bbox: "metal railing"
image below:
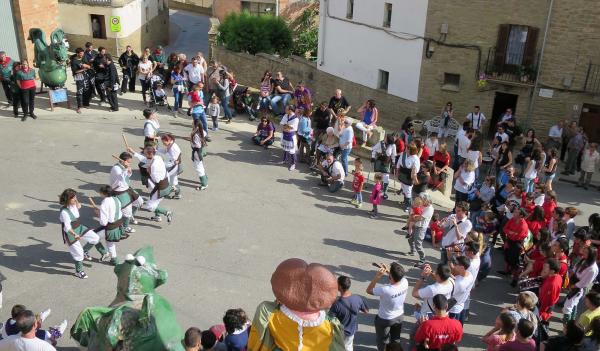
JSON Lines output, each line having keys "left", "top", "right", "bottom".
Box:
{"left": 584, "top": 63, "right": 600, "bottom": 94}
{"left": 484, "top": 46, "right": 537, "bottom": 85}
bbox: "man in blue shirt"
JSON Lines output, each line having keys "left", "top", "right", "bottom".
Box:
{"left": 329, "top": 276, "right": 369, "bottom": 351}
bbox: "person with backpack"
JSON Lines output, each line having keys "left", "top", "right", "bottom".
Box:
{"left": 367, "top": 263, "right": 408, "bottom": 351}
{"left": 329, "top": 276, "right": 369, "bottom": 351}
{"left": 371, "top": 134, "right": 397, "bottom": 200}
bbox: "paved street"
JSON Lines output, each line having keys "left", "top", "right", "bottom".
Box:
{"left": 0, "top": 10, "right": 597, "bottom": 351}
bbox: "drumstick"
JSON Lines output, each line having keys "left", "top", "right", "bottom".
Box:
{"left": 122, "top": 134, "right": 131, "bottom": 150}
{"left": 88, "top": 196, "right": 98, "bottom": 209}
{"left": 112, "top": 154, "right": 125, "bottom": 162}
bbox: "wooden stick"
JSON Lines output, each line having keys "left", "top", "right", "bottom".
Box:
{"left": 112, "top": 154, "right": 124, "bottom": 162}
{"left": 122, "top": 133, "right": 130, "bottom": 150}
{"left": 88, "top": 196, "right": 98, "bottom": 209}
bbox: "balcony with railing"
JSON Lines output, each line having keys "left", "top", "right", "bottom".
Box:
{"left": 584, "top": 63, "right": 600, "bottom": 94}
{"left": 484, "top": 46, "right": 538, "bottom": 86}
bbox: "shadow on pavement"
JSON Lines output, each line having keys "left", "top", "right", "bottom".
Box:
{"left": 0, "top": 237, "right": 74, "bottom": 276}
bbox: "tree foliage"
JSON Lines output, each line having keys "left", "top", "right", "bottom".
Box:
{"left": 218, "top": 12, "right": 293, "bottom": 56}
{"left": 290, "top": 6, "right": 319, "bottom": 59}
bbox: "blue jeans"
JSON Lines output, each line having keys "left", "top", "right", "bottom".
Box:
{"left": 221, "top": 95, "right": 232, "bottom": 119}
{"left": 270, "top": 93, "right": 292, "bottom": 114}
{"left": 449, "top": 311, "right": 465, "bottom": 325}
{"left": 340, "top": 148, "right": 351, "bottom": 175}
{"left": 328, "top": 181, "right": 343, "bottom": 193}
{"left": 172, "top": 88, "right": 183, "bottom": 110}
{"left": 192, "top": 112, "right": 209, "bottom": 135}
{"left": 353, "top": 192, "right": 363, "bottom": 203}
{"left": 524, "top": 177, "right": 535, "bottom": 193}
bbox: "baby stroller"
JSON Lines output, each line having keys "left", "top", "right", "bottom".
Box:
{"left": 149, "top": 74, "right": 172, "bottom": 111}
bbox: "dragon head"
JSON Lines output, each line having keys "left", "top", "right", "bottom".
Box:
{"left": 49, "top": 29, "right": 68, "bottom": 65}
{"left": 113, "top": 246, "right": 168, "bottom": 303}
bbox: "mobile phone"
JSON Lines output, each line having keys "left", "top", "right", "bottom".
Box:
{"left": 372, "top": 262, "right": 382, "bottom": 269}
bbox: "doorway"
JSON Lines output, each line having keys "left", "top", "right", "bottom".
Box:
{"left": 489, "top": 92, "right": 518, "bottom": 136}
{"left": 90, "top": 14, "right": 106, "bottom": 39}
{"left": 580, "top": 104, "right": 600, "bottom": 143}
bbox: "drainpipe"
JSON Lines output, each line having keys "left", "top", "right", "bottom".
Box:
{"left": 275, "top": 0, "right": 279, "bottom": 16}
{"left": 525, "top": 0, "right": 554, "bottom": 129}
{"left": 319, "top": 0, "right": 327, "bottom": 66}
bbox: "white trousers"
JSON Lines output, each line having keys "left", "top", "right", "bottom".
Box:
{"left": 401, "top": 183, "right": 413, "bottom": 199}
{"left": 194, "top": 160, "right": 206, "bottom": 177}
{"left": 383, "top": 173, "right": 390, "bottom": 184}
{"left": 144, "top": 178, "right": 168, "bottom": 212}
{"left": 355, "top": 122, "right": 373, "bottom": 142}
{"left": 167, "top": 164, "right": 179, "bottom": 187}
{"left": 562, "top": 289, "right": 584, "bottom": 316}
{"left": 97, "top": 230, "right": 117, "bottom": 258}
{"left": 68, "top": 231, "right": 100, "bottom": 262}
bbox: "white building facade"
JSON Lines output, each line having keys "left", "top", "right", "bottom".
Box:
{"left": 317, "top": 0, "right": 428, "bottom": 102}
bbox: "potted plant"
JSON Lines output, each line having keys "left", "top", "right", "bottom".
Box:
{"left": 517, "top": 65, "right": 528, "bottom": 82}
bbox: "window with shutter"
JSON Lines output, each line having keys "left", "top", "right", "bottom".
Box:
{"left": 522, "top": 27, "right": 539, "bottom": 68}
{"left": 493, "top": 24, "right": 510, "bottom": 71}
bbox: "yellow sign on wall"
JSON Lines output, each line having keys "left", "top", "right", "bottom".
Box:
{"left": 110, "top": 16, "right": 121, "bottom": 32}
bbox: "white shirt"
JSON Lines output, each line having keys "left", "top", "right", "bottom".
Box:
{"left": 548, "top": 125, "right": 563, "bottom": 139}
{"left": 99, "top": 197, "right": 122, "bottom": 226}
{"left": 144, "top": 119, "right": 160, "bottom": 138}
{"left": 454, "top": 170, "right": 475, "bottom": 193}
{"left": 581, "top": 149, "right": 600, "bottom": 173}
{"left": 495, "top": 132, "right": 509, "bottom": 144}
{"left": 415, "top": 205, "right": 434, "bottom": 228}
{"left": 373, "top": 278, "right": 409, "bottom": 319}
{"left": 448, "top": 273, "right": 475, "bottom": 314}
{"left": 418, "top": 280, "right": 455, "bottom": 314}
{"left": 425, "top": 137, "right": 439, "bottom": 153}
{"left": 574, "top": 262, "right": 599, "bottom": 289}
{"left": 158, "top": 143, "right": 182, "bottom": 168}
{"left": 467, "top": 112, "right": 486, "bottom": 131}
{"left": 0, "top": 335, "right": 56, "bottom": 351}
{"left": 457, "top": 134, "right": 471, "bottom": 158}
{"left": 524, "top": 160, "right": 537, "bottom": 180}
{"left": 395, "top": 153, "right": 421, "bottom": 174}
{"left": 467, "top": 254, "right": 481, "bottom": 280}
{"left": 322, "top": 160, "right": 345, "bottom": 182}
{"left": 441, "top": 215, "right": 472, "bottom": 247}
{"left": 371, "top": 142, "right": 397, "bottom": 160}
{"left": 134, "top": 153, "right": 167, "bottom": 183}
{"left": 59, "top": 205, "right": 79, "bottom": 233}
{"left": 138, "top": 61, "right": 153, "bottom": 79}
{"left": 184, "top": 63, "right": 204, "bottom": 84}
{"left": 280, "top": 114, "right": 299, "bottom": 133}
{"left": 110, "top": 164, "right": 131, "bottom": 191}
{"left": 501, "top": 113, "right": 513, "bottom": 122}
{"left": 466, "top": 150, "right": 480, "bottom": 169}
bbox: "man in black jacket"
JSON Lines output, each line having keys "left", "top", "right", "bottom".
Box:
{"left": 311, "top": 101, "right": 333, "bottom": 156}
{"left": 118, "top": 45, "right": 139, "bottom": 94}
{"left": 93, "top": 47, "right": 108, "bottom": 103}
{"left": 104, "top": 55, "right": 120, "bottom": 112}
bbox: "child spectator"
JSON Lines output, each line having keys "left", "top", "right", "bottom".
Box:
{"left": 222, "top": 308, "right": 250, "bottom": 351}
{"left": 207, "top": 96, "right": 221, "bottom": 131}
{"left": 404, "top": 196, "right": 424, "bottom": 238}
{"left": 428, "top": 213, "right": 443, "bottom": 249}
{"left": 240, "top": 90, "right": 256, "bottom": 121}
{"left": 351, "top": 158, "right": 365, "bottom": 209}
{"left": 370, "top": 173, "right": 383, "bottom": 219}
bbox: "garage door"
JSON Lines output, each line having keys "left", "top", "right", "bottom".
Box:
{"left": 0, "top": 0, "right": 21, "bottom": 60}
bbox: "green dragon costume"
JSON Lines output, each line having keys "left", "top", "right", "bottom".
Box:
{"left": 70, "top": 246, "right": 185, "bottom": 351}
{"left": 27, "top": 28, "right": 68, "bottom": 88}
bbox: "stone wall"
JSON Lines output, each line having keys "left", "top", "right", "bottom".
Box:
{"left": 418, "top": 0, "right": 600, "bottom": 135}
{"left": 170, "top": 0, "right": 212, "bottom": 15}
{"left": 12, "top": 0, "right": 61, "bottom": 62}
{"left": 214, "top": 45, "right": 418, "bottom": 131}
{"left": 65, "top": 10, "right": 170, "bottom": 56}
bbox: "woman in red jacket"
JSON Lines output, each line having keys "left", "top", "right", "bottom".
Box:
{"left": 539, "top": 258, "right": 563, "bottom": 322}
{"left": 501, "top": 207, "right": 530, "bottom": 286}
{"left": 542, "top": 191, "right": 557, "bottom": 227}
